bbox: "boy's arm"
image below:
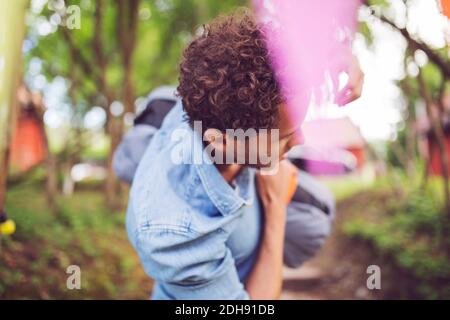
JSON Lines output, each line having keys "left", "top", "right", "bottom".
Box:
{"left": 245, "top": 160, "right": 295, "bottom": 299}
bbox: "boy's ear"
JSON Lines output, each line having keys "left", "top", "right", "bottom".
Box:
{"left": 204, "top": 128, "right": 226, "bottom": 150}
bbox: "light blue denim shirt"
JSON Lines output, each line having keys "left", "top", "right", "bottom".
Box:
{"left": 126, "top": 100, "right": 262, "bottom": 299}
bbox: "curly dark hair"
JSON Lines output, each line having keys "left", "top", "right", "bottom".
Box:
{"left": 177, "top": 9, "right": 284, "bottom": 132}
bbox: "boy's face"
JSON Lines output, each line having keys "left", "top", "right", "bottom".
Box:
{"left": 276, "top": 104, "right": 304, "bottom": 158}
{"left": 205, "top": 104, "right": 304, "bottom": 170}
{"left": 245, "top": 103, "right": 304, "bottom": 169}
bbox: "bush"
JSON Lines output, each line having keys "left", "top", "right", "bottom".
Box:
{"left": 1, "top": 183, "right": 151, "bottom": 299}
{"left": 342, "top": 186, "right": 450, "bottom": 299}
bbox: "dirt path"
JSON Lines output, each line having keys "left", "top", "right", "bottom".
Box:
{"left": 280, "top": 191, "right": 389, "bottom": 300}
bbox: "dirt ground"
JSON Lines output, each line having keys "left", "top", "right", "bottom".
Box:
{"left": 280, "top": 191, "right": 394, "bottom": 300}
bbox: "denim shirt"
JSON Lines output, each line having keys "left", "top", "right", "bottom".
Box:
{"left": 126, "top": 100, "right": 262, "bottom": 299}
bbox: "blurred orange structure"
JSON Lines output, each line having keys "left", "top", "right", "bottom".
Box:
{"left": 9, "top": 86, "right": 46, "bottom": 172}
{"left": 427, "top": 131, "right": 450, "bottom": 176}
{"left": 416, "top": 93, "right": 450, "bottom": 177}
{"left": 441, "top": 0, "right": 450, "bottom": 19}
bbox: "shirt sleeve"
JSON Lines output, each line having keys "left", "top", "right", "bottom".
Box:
{"left": 136, "top": 227, "right": 250, "bottom": 300}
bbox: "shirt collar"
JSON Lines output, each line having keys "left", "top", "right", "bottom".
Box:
{"left": 187, "top": 124, "right": 254, "bottom": 216}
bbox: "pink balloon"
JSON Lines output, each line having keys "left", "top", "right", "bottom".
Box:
{"left": 253, "top": 0, "right": 360, "bottom": 128}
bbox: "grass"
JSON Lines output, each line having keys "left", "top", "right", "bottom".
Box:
{"left": 0, "top": 181, "right": 152, "bottom": 299}
{"left": 320, "top": 173, "right": 388, "bottom": 201}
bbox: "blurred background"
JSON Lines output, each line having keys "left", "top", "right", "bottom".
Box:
{"left": 1, "top": 0, "right": 450, "bottom": 299}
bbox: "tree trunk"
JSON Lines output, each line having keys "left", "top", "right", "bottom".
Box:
{"left": 105, "top": 112, "right": 122, "bottom": 210}
{"left": 62, "top": 157, "right": 75, "bottom": 196}
{"left": 399, "top": 81, "right": 418, "bottom": 179}
{"left": 117, "top": 0, "right": 139, "bottom": 114}
{"left": 104, "top": 0, "right": 140, "bottom": 211}
{"left": 418, "top": 70, "right": 450, "bottom": 217}
{"left": 41, "top": 121, "right": 59, "bottom": 212}
{"left": 0, "top": 0, "right": 27, "bottom": 219}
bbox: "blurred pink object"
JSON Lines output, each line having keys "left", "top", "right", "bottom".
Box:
{"left": 253, "top": 0, "right": 361, "bottom": 128}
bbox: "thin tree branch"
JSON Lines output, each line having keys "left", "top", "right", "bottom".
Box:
{"left": 364, "top": 0, "right": 450, "bottom": 78}
{"left": 61, "top": 28, "right": 101, "bottom": 82}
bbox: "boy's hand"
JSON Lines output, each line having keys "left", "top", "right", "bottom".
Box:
{"left": 256, "top": 160, "right": 297, "bottom": 210}
{"left": 335, "top": 54, "right": 364, "bottom": 106}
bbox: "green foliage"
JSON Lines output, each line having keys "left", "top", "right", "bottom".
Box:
{"left": 26, "top": 0, "right": 248, "bottom": 111}
{"left": 386, "top": 129, "right": 407, "bottom": 169}
{"left": 343, "top": 184, "right": 450, "bottom": 299}
{"left": 366, "top": 0, "right": 389, "bottom": 8}
{"left": 421, "top": 62, "right": 445, "bottom": 100}
{"left": 0, "top": 183, "right": 151, "bottom": 299}
{"left": 132, "top": 0, "right": 247, "bottom": 95}
{"left": 358, "top": 21, "right": 374, "bottom": 47}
